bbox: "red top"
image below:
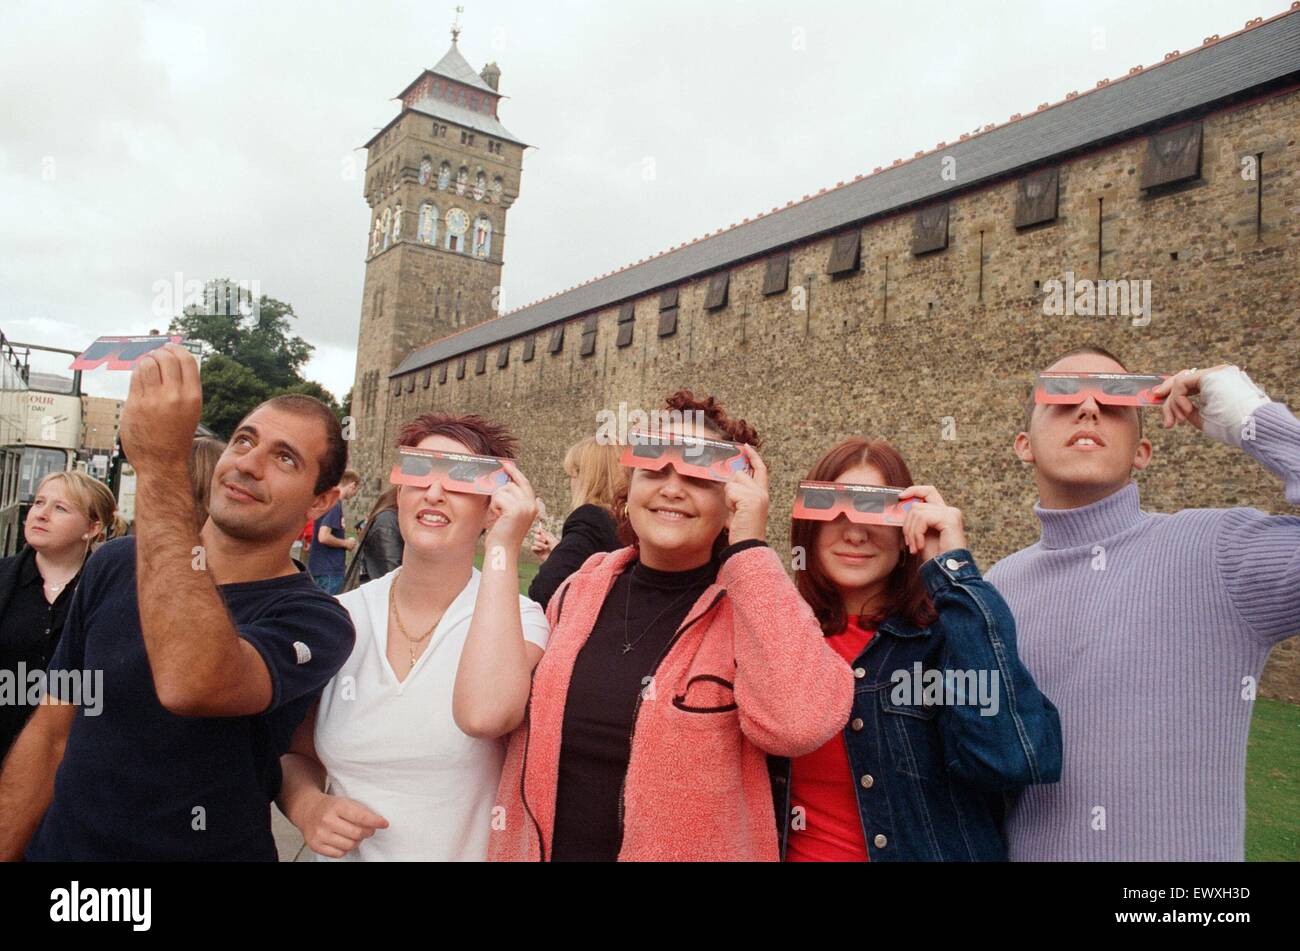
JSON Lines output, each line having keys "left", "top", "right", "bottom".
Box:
{"left": 786, "top": 616, "right": 876, "bottom": 863}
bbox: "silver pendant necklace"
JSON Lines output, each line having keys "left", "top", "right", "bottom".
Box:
{"left": 620, "top": 565, "right": 699, "bottom": 654}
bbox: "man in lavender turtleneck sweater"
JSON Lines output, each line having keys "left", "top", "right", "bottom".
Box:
{"left": 986, "top": 347, "right": 1299, "bottom": 861}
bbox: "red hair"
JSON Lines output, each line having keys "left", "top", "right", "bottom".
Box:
{"left": 791, "top": 438, "right": 937, "bottom": 634}
{"left": 396, "top": 412, "right": 518, "bottom": 459}
{"left": 612, "top": 390, "right": 761, "bottom": 557}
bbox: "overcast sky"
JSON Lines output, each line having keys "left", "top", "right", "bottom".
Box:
{"left": 0, "top": 0, "right": 1281, "bottom": 399}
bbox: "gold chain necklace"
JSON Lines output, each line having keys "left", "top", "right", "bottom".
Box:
{"left": 388, "top": 575, "right": 441, "bottom": 674}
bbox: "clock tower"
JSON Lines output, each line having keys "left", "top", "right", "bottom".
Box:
{"left": 348, "top": 25, "right": 526, "bottom": 504}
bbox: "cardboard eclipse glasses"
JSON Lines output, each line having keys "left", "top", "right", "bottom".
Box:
{"left": 1034, "top": 372, "right": 1169, "bottom": 407}
{"left": 619, "top": 429, "right": 751, "bottom": 483}
{"left": 389, "top": 447, "right": 510, "bottom": 494}
{"left": 793, "top": 481, "right": 917, "bottom": 526}
{"left": 70, "top": 335, "right": 187, "bottom": 371}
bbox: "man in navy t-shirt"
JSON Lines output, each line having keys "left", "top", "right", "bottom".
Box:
{"left": 0, "top": 344, "right": 355, "bottom": 861}
{"left": 307, "top": 470, "right": 359, "bottom": 594}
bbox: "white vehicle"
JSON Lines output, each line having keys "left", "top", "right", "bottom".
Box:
{"left": 0, "top": 337, "right": 85, "bottom": 553}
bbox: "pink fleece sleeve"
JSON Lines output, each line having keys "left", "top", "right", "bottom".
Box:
{"left": 718, "top": 545, "right": 855, "bottom": 757}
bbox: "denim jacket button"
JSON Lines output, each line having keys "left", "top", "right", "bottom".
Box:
{"left": 859, "top": 774, "right": 874, "bottom": 789}
{"left": 853, "top": 667, "right": 866, "bottom": 679}
{"left": 873, "top": 834, "right": 887, "bottom": 848}
{"left": 944, "top": 557, "right": 967, "bottom": 571}
{"left": 850, "top": 718, "right": 864, "bottom": 731}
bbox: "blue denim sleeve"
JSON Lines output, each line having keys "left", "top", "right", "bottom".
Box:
{"left": 920, "top": 550, "right": 1063, "bottom": 792}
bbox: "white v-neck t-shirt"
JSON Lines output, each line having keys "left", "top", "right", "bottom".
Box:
{"left": 313, "top": 566, "right": 549, "bottom": 861}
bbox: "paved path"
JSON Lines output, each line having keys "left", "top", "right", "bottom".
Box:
{"left": 271, "top": 806, "right": 311, "bottom": 862}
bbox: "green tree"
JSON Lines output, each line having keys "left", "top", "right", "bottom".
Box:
{"left": 234, "top": 296, "right": 315, "bottom": 390}
{"left": 168, "top": 282, "right": 315, "bottom": 391}
{"left": 197, "top": 354, "right": 271, "bottom": 438}
{"left": 167, "top": 279, "right": 342, "bottom": 435}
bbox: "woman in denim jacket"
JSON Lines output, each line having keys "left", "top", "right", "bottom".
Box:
{"left": 779, "top": 437, "right": 1062, "bottom": 861}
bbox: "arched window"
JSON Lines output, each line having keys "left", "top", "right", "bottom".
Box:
{"left": 418, "top": 157, "right": 432, "bottom": 186}
{"left": 437, "top": 161, "right": 451, "bottom": 190}
{"left": 392, "top": 203, "right": 402, "bottom": 241}
{"left": 417, "top": 202, "right": 437, "bottom": 244}
{"left": 472, "top": 215, "right": 492, "bottom": 259}
{"left": 491, "top": 176, "right": 504, "bottom": 201}
{"left": 381, "top": 207, "right": 392, "bottom": 250}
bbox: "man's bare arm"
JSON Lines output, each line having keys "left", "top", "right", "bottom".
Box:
{"left": 316, "top": 525, "right": 353, "bottom": 549}
{"left": 124, "top": 346, "right": 272, "bottom": 718}
{"left": 0, "top": 701, "right": 76, "bottom": 860}
{"left": 135, "top": 459, "right": 273, "bottom": 717}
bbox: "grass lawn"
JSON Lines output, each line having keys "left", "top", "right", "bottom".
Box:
{"left": 487, "top": 558, "right": 1296, "bottom": 861}
{"left": 1246, "top": 696, "right": 1300, "bottom": 861}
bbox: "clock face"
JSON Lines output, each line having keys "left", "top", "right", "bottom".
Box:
{"left": 445, "top": 208, "right": 469, "bottom": 235}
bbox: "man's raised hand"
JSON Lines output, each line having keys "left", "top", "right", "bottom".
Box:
{"left": 119, "top": 343, "right": 202, "bottom": 474}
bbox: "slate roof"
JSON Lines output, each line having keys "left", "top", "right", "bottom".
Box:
{"left": 392, "top": 8, "right": 1300, "bottom": 377}
{"left": 366, "top": 42, "right": 526, "bottom": 151}
{"left": 405, "top": 95, "right": 527, "bottom": 147}
{"left": 431, "top": 43, "right": 500, "bottom": 97}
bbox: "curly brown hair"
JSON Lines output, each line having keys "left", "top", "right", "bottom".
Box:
{"left": 612, "top": 390, "right": 761, "bottom": 557}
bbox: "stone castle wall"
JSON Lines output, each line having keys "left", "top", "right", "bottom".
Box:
{"left": 368, "top": 85, "right": 1300, "bottom": 700}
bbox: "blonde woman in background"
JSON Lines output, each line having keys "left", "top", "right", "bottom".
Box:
{"left": 527, "top": 436, "right": 625, "bottom": 610}
{"left": 0, "top": 472, "right": 125, "bottom": 760}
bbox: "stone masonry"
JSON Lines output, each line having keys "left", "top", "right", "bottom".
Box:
{"left": 353, "top": 34, "right": 1300, "bottom": 699}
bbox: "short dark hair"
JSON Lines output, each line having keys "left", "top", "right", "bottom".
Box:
{"left": 396, "top": 413, "right": 519, "bottom": 459}
{"left": 247, "top": 394, "right": 347, "bottom": 495}
{"left": 1023, "top": 344, "right": 1141, "bottom": 436}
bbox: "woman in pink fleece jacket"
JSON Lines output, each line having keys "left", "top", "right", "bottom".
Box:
{"left": 466, "top": 390, "right": 854, "bottom": 862}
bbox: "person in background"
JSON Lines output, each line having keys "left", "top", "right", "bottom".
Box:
{"left": 309, "top": 469, "right": 360, "bottom": 594}
{"left": 527, "top": 436, "right": 623, "bottom": 610}
{"left": 781, "top": 437, "right": 1060, "bottom": 862}
{"left": 0, "top": 472, "right": 126, "bottom": 762}
{"left": 342, "top": 487, "right": 404, "bottom": 592}
{"left": 292, "top": 517, "right": 314, "bottom": 566}
{"left": 190, "top": 436, "right": 226, "bottom": 530}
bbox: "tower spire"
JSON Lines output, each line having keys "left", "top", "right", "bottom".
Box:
{"left": 450, "top": 5, "right": 463, "bottom": 44}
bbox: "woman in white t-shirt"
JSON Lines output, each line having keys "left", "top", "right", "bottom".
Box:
{"left": 277, "top": 413, "right": 549, "bottom": 861}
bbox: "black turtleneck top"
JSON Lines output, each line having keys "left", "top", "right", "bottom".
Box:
{"left": 551, "top": 555, "right": 721, "bottom": 862}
